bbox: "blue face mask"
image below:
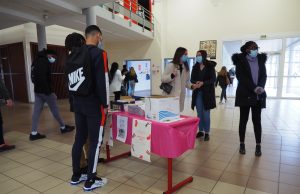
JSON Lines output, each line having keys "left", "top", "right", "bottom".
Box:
{"left": 48, "top": 57, "right": 56, "bottom": 63}
{"left": 181, "top": 55, "right": 188, "bottom": 63}
{"left": 196, "top": 56, "right": 203, "bottom": 63}
{"left": 249, "top": 49, "right": 258, "bottom": 58}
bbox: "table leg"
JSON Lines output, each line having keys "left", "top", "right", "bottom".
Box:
{"left": 103, "top": 143, "right": 131, "bottom": 163}
{"left": 163, "top": 158, "right": 193, "bottom": 194}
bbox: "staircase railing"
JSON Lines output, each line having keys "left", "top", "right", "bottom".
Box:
{"left": 101, "top": 0, "right": 155, "bottom": 34}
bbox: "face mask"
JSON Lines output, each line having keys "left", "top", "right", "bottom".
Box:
{"left": 48, "top": 57, "right": 56, "bottom": 63}
{"left": 181, "top": 55, "right": 188, "bottom": 63}
{"left": 249, "top": 49, "right": 258, "bottom": 58}
{"left": 196, "top": 56, "right": 203, "bottom": 63}
{"left": 98, "top": 41, "right": 103, "bottom": 49}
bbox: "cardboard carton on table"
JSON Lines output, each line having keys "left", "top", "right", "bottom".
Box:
{"left": 145, "top": 96, "right": 180, "bottom": 122}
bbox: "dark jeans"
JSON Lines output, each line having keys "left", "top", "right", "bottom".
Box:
{"left": 114, "top": 91, "right": 121, "bottom": 101}
{"left": 195, "top": 91, "right": 211, "bottom": 133}
{"left": 72, "top": 97, "right": 106, "bottom": 180}
{"left": 220, "top": 86, "right": 227, "bottom": 102}
{"left": 0, "top": 110, "right": 4, "bottom": 145}
{"left": 239, "top": 104, "right": 262, "bottom": 144}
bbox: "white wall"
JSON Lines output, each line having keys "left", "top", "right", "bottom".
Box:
{"left": 162, "top": 0, "right": 300, "bottom": 67}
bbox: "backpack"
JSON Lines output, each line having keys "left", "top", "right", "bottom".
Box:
{"left": 65, "top": 46, "right": 93, "bottom": 96}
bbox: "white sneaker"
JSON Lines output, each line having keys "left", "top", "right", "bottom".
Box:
{"left": 70, "top": 174, "right": 88, "bottom": 185}
{"left": 83, "top": 177, "right": 108, "bottom": 191}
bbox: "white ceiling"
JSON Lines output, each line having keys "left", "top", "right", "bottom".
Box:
{"left": 0, "top": 0, "right": 153, "bottom": 42}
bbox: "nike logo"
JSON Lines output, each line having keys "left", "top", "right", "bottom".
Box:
{"left": 68, "top": 67, "right": 85, "bottom": 91}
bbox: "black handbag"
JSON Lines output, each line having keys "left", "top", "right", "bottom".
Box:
{"left": 160, "top": 83, "right": 173, "bottom": 94}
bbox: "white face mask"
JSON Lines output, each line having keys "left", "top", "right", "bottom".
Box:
{"left": 98, "top": 41, "right": 103, "bottom": 49}
{"left": 48, "top": 57, "right": 56, "bottom": 63}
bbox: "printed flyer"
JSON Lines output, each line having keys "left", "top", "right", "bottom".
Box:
{"left": 131, "top": 119, "right": 152, "bottom": 162}
{"left": 116, "top": 115, "right": 128, "bottom": 143}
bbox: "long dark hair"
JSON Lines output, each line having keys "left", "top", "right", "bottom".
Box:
{"left": 65, "top": 33, "right": 85, "bottom": 52}
{"left": 109, "top": 62, "right": 119, "bottom": 84}
{"left": 172, "top": 47, "right": 189, "bottom": 71}
{"left": 240, "top": 41, "right": 256, "bottom": 55}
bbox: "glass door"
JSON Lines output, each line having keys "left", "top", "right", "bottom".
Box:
{"left": 283, "top": 37, "right": 300, "bottom": 98}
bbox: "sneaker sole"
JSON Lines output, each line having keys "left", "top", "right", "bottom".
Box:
{"left": 83, "top": 179, "right": 107, "bottom": 191}
{"left": 70, "top": 175, "right": 88, "bottom": 185}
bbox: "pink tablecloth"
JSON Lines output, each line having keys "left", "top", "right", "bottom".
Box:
{"left": 112, "top": 112, "right": 199, "bottom": 158}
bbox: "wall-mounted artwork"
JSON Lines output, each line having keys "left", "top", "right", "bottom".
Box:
{"left": 199, "top": 40, "right": 217, "bottom": 59}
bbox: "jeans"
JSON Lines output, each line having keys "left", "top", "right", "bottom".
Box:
{"left": 220, "top": 86, "right": 227, "bottom": 102}
{"left": 31, "top": 93, "right": 65, "bottom": 132}
{"left": 239, "top": 105, "right": 262, "bottom": 144}
{"left": 195, "top": 91, "right": 211, "bottom": 133}
{"left": 128, "top": 80, "right": 136, "bottom": 96}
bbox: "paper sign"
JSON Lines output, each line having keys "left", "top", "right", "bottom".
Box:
{"left": 116, "top": 116, "right": 128, "bottom": 143}
{"left": 131, "top": 119, "right": 151, "bottom": 162}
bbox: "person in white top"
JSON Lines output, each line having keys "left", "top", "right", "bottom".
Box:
{"left": 109, "top": 62, "right": 125, "bottom": 101}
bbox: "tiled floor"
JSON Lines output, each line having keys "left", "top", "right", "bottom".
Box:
{"left": 1, "top": 98, "right": 300, "bottom": 194}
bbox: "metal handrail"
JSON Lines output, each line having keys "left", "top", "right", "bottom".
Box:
{"left": 102, "top": 0, "right": 155, "bottom": 33}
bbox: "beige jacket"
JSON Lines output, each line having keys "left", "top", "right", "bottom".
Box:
{"left": 162, "top": 62, "right": 192, "bottom": 112}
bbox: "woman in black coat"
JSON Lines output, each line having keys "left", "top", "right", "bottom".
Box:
{"left": 232, "top": 41, "right": 267, "bottom": 157}
{"left": 191, "top": 50, "right": 216, "bottom": 141}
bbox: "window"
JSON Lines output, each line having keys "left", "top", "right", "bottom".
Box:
{"left": 283, "top": 37, "right": 300, "bottom": 97}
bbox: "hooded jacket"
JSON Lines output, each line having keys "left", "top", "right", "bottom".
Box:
{"left": 31, "top": 49, "right": 52, "bottom": 95}
{"left": 191, "top": 60, "right": 217, "bottom": 110}
{"left": 232, "top": 53, "right": 267, "bottom": 108}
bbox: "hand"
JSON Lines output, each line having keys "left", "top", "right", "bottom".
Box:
{"left": 254, "top": 87, "right": 265, "bottom": 94}
{"left": 103, "top": 108, "right": 108, "bottom": 115}
{"left": 6, "top": 99, "right": 13, "bottom": 107}
{"left": 197, "top": 81, "right": 204, "bottom": 87}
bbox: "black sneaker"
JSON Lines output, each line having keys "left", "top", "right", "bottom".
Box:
{"left": 255, "top": 145, "right": 262, "bottom": 157}
{"left": 83, "top": 177, "right": 108, "bottom": 191}
{"left": 60, "top": 125, "right": 75, "bottom": 134}
{"left": 204, "top": 134, "right": 210, "bottom": 141}
{"left": 29, "top": 133, "right": 46, "bottom": 141}
{"left": 0, "top": 144, "right": 16, "bottom": 152}
{"left": 239, "top": 143, "right": 246, "bottom": 155}
{"left": 196, "top": 131, "right": 204, "bottom": 138}
{"left": 70, "top": 173, "right": 88, "bottom": 185}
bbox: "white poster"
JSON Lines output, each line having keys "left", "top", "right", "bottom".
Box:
{"left": 116, "top": 116, "right": 128, "bottom": 143}
{"left": 131, "top": 119, "right": 152, "bottom": 162}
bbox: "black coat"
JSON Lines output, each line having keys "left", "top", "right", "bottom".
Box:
{"left": 232, "top": 53, "right": 267, "bottom": 108}
{"left": 191, "top": 60, "right": 217, "bottom": 110}
{"left": 31, "top": 49, "right": 52, "bottom": 95}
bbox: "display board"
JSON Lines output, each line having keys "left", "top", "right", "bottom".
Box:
{"left": 126, "top": 59, "right": 151, "bottom": 92}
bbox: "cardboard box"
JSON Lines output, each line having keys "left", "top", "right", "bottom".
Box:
{"left": 145, "top": 96, "right": 180, "bottom": 122}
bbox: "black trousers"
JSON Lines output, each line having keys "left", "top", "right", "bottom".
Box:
{"left": 114, "top": 91, "right": 121, "bottom": 101}
{"left": 72, "top": 97, "right": 106, "bottom": 180}
{"left": 220, "top": 86, "right": 227, "bottom": 102}
{"left": 0, "top": 110, "right": 4, "bottom": 145}
{"left": 239, "top": 104, "right": 262, "bottom": 144}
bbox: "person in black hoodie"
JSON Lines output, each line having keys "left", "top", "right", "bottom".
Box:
{"left": 30, "top": 49, "right": 74, "bottom": 141}
{"left": 215, "top": 66, "right": 231, "bottom": 103}
{"left": 191, "top": 50, "right": 216, "bottom": 141}
{"left": 70, "top": 25, "right": 109, "bottom": 192}
{"left": 232, "top": 41, "right": 267, "bottom": 157}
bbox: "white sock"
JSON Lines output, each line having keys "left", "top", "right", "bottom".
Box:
{"left": 31, "top": 131, "right": 37, "bottom": 135}
{"left": 61, "top": 126, "right": 66, "bottom": 130}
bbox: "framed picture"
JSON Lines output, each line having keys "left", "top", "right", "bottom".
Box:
{"left": 199, "top": 40, "right": 217, "bottom": 59}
